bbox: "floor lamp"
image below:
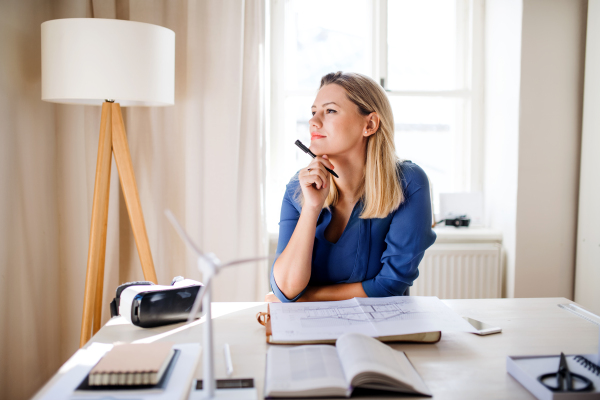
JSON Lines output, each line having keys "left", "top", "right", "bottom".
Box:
{"left": 41, "top": 18, "right": 175, "bottom": 347}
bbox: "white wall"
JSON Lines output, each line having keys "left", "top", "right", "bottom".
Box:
{"left": 484, "top": 0, "right": 523, "bottom": 298}
{"left": 484, "top": 0, "right": 587, "bottom": 298}
{"left": 514, "top": 0, "right": 586, "bottom": 298}
{"left": 575, "top": 0, "right": 600, "bottom": 315}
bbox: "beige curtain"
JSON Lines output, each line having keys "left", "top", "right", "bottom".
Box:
{"left": 0, "top": 1, "right": 267, "bottom": 399}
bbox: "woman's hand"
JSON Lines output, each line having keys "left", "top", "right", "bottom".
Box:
{"left": 298, "top": 155, "right": 335, "bottom": 211}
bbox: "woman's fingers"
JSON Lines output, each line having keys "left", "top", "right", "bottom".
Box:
{"left": 298, "top": 156, "right": 331, "bottom": 209}
{"left": 298, "top": 155, "right": 334, "bottom": 191}
{"left": 306, "top": 158, "right": 332, "bottom": 177}
{"left": 304, "top": 156, "right": 334, "bottom": 173}
{"left": 311, "top": 155, "right": 334, "bottom": 172}
{"left": 321, "top": 155, "right": 335, "bottom": 171}
{"left": 302, "top": 169, "right": 326, "bottom": 189}
{"left": 304, "top": 163, "right": 329, "bottom": 187}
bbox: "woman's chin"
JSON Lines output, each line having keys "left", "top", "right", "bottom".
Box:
{"left": 309, "top": 141, "right": 329, "bottom": 155}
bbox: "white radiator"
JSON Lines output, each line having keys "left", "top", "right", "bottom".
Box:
{"left": 412, "top": 242, "right": 503, "bottom": 299}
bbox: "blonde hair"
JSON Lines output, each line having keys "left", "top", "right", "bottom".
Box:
{"left": 296, "top": 72, "right": 404, "bottom": 219}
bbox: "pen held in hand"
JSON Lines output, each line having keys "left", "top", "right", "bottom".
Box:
{"left": 295, "top": 140, "right": 339, "bottom": 178}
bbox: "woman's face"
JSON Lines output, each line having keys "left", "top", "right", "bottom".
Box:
{"left": 308, "top": 84, "right": 371, "bottom": 157}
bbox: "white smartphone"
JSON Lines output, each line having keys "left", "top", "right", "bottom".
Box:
{"left": 463, "top": 317, "right": 502, "bottom": 335}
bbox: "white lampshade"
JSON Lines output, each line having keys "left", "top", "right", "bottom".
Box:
{"left": 41, "top": 18, "right": 175, "bottom": 107}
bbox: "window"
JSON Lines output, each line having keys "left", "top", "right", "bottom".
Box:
{"left": 267, "top": 0, "right": 483, "bottom": 233}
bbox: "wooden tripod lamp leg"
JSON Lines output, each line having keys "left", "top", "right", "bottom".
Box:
{"left": 80, "top": 103, "right": 113, "bottom": 347}
{"left": 92, "top": 153, "right": 111, "bottom": 335}
{"left": 80, "top": 102, "right": 158, "bottom": 347}
{"left": 111, "top": 103, "right": 158, "bottom": 284}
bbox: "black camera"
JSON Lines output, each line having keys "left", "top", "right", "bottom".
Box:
{"left": 444, "top": 215, "right": 471, "bottom": 228}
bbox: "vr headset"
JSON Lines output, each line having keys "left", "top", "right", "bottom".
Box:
{"left": 110, "top": 277, "right": 203, "bottom": 328}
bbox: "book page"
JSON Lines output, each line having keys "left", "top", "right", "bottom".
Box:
{"left": 269, "top": 299, "right": 379, "bottom": 342}
{"left": 265, "top": 345, "right": 349, "bottom": 397}
{"left": 335, "top": 333, "right": 431, "bottom": 396}
{"left": 269, "top": 297, "right": 476, "bottom": 343}
{"left": 355, "top": 296, "right": 477, "bottom": 336}
{"left": 336, "top": 333, "right": 411, "bottom": 384}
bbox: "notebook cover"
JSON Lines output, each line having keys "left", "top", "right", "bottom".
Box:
{"left": 89, "top": 342, "right": 174, "bottom": 379}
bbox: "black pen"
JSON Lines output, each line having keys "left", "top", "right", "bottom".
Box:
{"left": 295, "top": 140, "right": 339, "bottom": 178}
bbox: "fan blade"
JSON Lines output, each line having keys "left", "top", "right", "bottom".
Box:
{"left": 165, "top": 209, "right": 204, "bottom": 257}
{"left": 219, "top": 255, "right": 271, "bottom": 268}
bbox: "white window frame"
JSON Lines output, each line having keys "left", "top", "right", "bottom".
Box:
{"left": 267, "top": 0, "right": 485, "bottom": 233}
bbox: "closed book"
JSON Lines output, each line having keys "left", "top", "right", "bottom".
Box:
{"left": 89, "top": 342, "right": 175, "bottom": 386}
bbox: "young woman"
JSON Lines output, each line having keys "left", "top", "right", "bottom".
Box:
{"left": 268, "top": 72, "right": 436, "bottom": 303}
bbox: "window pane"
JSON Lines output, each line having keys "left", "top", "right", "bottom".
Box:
{"left": 387, "top": 0, "right": 459, "bottom": 90}
{"left": 284, "top": 0, "right": 372, "bottom": 91}
{"left": 390, "top": 97, "right": 465, "bottom": 213}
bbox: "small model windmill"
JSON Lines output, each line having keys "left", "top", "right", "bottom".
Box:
{"left": 165, "top": 210, "right": 267, "bottom": 399}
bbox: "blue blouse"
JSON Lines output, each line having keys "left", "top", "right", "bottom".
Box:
{"left": 270, "top": 161, "right": 437, "bottom": 302}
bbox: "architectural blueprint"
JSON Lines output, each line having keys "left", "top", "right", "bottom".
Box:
{"left": 269, "top": 296, "right": 477, "bottom": 342}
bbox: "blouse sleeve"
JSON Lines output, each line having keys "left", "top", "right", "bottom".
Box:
{"left": 269, "top": 177, "right": 308, "bottom": 302}
{"left": 361, "top": 163, "right": 437, "bottom": 297}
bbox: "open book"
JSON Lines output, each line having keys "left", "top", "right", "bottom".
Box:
{"left": 264, "top": 333, "right": 432, "bottom": 398}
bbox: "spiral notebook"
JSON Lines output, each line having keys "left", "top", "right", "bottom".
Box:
{"left": 507, "top": 353, "right": 600, "bottom": 400}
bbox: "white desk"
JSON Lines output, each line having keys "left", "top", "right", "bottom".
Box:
{"left": 33, "top": 298, "right": 599, "bottom": 399}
